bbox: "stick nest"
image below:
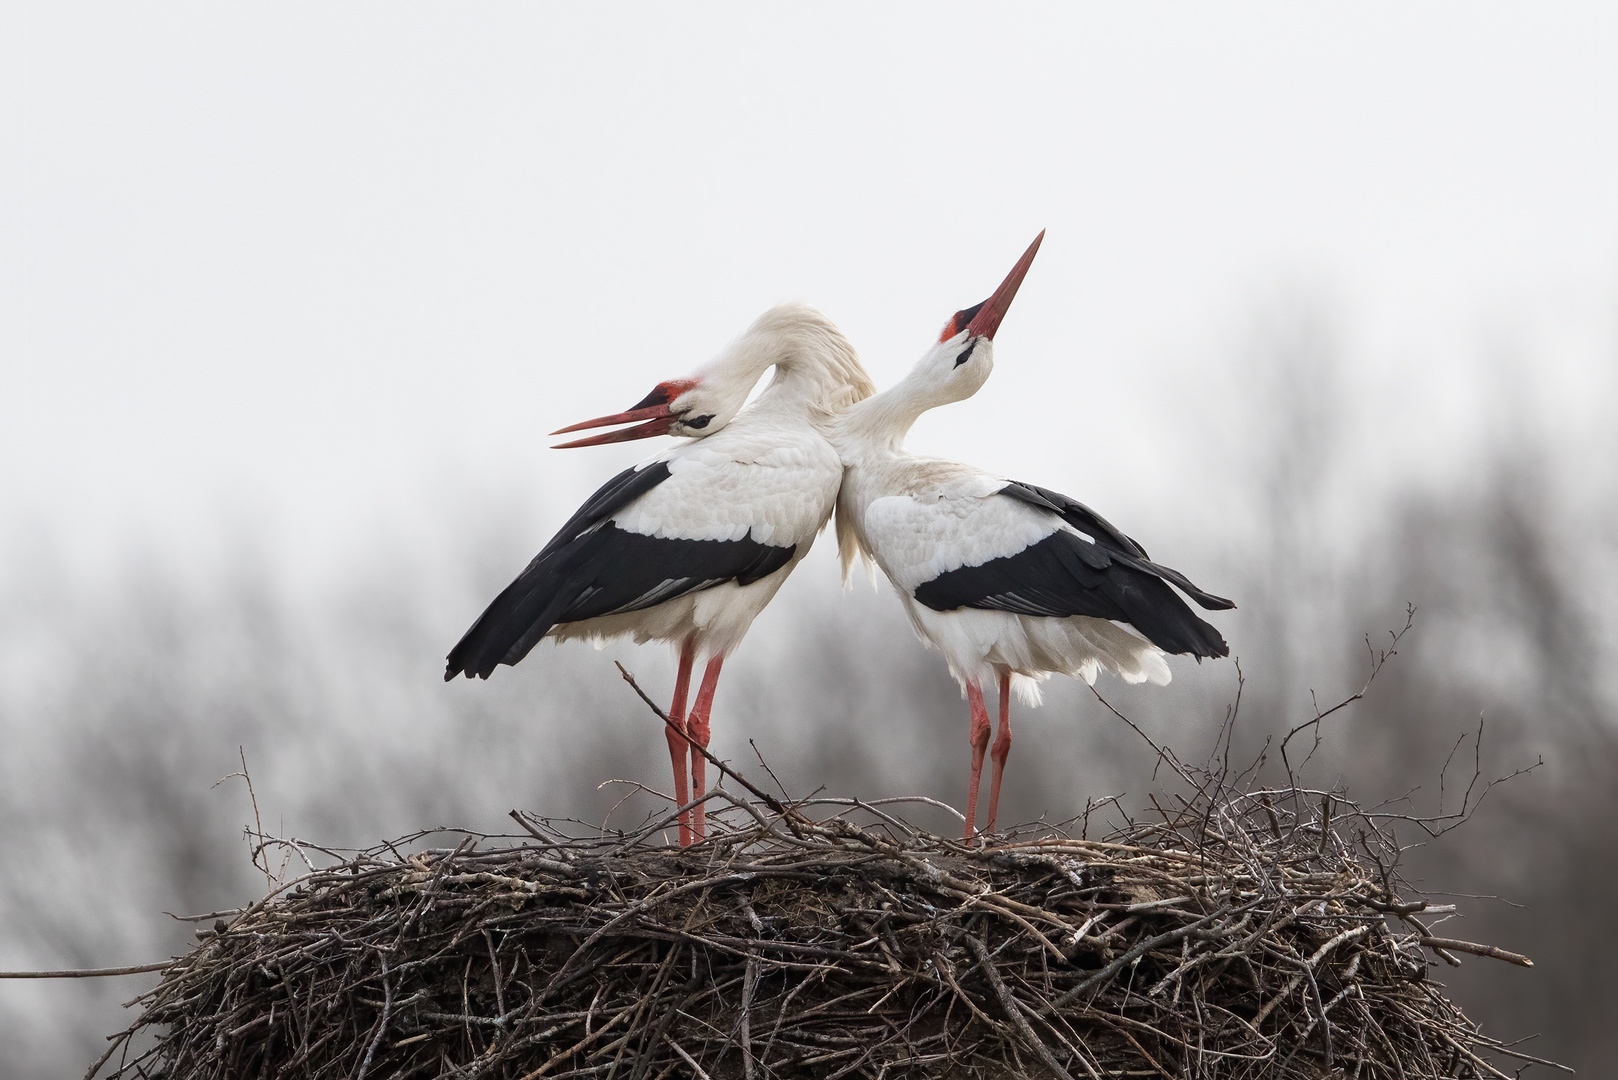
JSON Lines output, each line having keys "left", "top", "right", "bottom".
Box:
{"left": 101, "top": 777, "right": 1549, "bottom": 1080}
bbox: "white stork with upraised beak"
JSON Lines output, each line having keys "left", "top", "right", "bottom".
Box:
{"left": 446, "top": 304, "right": 875, "bottom": 844}
{"left": 832, "top": 233, "right": 1234, "bottom": 839}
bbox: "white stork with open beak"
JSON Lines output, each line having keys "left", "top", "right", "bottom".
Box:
{"left": 832, "top": 233, "right": 1234, "bottom": 839}
{"left": 446, "top": 304, "right": 875, "bottom": 844}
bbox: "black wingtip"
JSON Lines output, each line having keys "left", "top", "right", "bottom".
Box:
{"left": 1175, "top": 616, "right": 1230, "bottom": 661}
{"left": 1193, "top": 633, "right": 1232, "bottom": 662}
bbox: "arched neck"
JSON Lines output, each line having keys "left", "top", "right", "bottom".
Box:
{"left": 834, "top": 373, "right": 931, "bottom": 456}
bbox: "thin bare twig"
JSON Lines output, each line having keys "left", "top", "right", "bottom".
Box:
{"left": 0, "top": 961, "right": 178, "bottom": 980}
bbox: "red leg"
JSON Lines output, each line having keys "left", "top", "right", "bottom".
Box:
{"left": 687, "top": 654, "right": 725, "bottom": 843}
{"left": 963, "top": 680, "right": 991, "bottom": 840}
{"left": 986, "top": 671, "right": 1013, "bottom": 835}
{"left": 665, "top": 637, "right": 697, "bottom": 846}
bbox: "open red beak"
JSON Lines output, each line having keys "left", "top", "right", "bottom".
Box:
{"left": 965, "top": 230, "right": 1044, "bottom": 340}
{"left": 551, "top": 405, "right": 674, "bottom": 448}
{"left": 550, "top": 379, "right": 697, "bottom": 448}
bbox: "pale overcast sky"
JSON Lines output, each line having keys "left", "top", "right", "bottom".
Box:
{"left": 5, "top": 4, "right": 1616, "bottom": 581}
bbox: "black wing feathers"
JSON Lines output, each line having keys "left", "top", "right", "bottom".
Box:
{"left": 998, "top": 482, "right": 1235, "bottom": 610}
{"left": 998, "top": 482, "right": 1150, "bottom": 559}
{"left": 912, "top": 482, "right": 1235, "bottom": 660}
{"left": 534, "top": 462, "right": 672, "bottom": 564}
{"left": 445, "top": 462, "right": 796, "bottom": 680}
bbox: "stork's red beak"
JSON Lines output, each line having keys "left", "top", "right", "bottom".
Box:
{"left": 550, "top": 378, "right": 699, "bottom": 448}
{"left": 962, "top": 230, "right": 1044, "bottom": 341}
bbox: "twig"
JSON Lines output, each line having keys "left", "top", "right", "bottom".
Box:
{"left": 354, "top": 953, "right": 392, "bottom": 1080}
{"left": 615, "top": 663, "right": 789, "bottom": 816}
{"left": 1418, "top": 937, "right": 1533, "bottom": 968}
{"left": 1253, "top": 924, "right": 1371, "bottom": 1025}
{"left": 964, "top": 935, "right": 1079, "bottom": 1080}
{"left": 211, "top": 746, "right": 275, "bottom": 892}
{"left": 1281, "top": 605, "right": 1415, "bottom": 786}
{"left": 0, "top": 960, "right": 178, "bottom": 979}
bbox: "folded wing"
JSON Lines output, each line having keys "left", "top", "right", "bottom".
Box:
{"left": 907, "top": 481, "right": 1232, "bottom": 660}
{"left": 998, "top": 482, "right": 1235, "bottom": 611}
{"left": 445, "top": 462, "right": 796, "bottom": 680}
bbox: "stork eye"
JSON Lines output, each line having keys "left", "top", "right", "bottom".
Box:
{"left": 954, "top": 341, "right": 977, "bottom": 367}
{"left": 684, "top": 414, "right": 713, "bottom": 430}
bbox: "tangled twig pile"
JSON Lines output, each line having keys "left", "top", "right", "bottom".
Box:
{"left": 94, "top": 632, "right": 1558, "bottom": 1079}
{"left": 98, "top": 743, "right": 1552, "bottom": 1078}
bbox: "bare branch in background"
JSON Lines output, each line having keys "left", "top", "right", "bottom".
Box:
{"left": 210, "top": 747, "right": 273, "bottom": 892}
{"left": 1281, "top": 604, "right": 1416, "bottom": 786}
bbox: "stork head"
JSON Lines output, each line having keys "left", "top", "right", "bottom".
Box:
{"left": 551, "top": 367, "right": 753, "bottom": 448}
{"left": 902, "top": 231, "right": 1043, "bottom": 411}
{"left": 552, "top": 303, "right": 871, "bottom": 448}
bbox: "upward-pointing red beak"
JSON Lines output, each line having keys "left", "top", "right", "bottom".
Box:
{"left": 965, "top": 230, "right": 1044, "bottom": 340}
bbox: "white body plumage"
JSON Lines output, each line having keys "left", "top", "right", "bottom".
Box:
{"left": 836, "top": 453, "right": 1171, "bottom": 702}
{"left": 551, "top": 419, "right": 845, "bottom": 659}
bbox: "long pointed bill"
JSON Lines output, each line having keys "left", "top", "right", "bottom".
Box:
{"left": 549, "top": 377, "right": 699, "bottom": 448}
{"left": 550, "top": 404, "right": 675, "bottom": 448}
{"left": 965, "top": 229, "right": 1044, "bottom": 340}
